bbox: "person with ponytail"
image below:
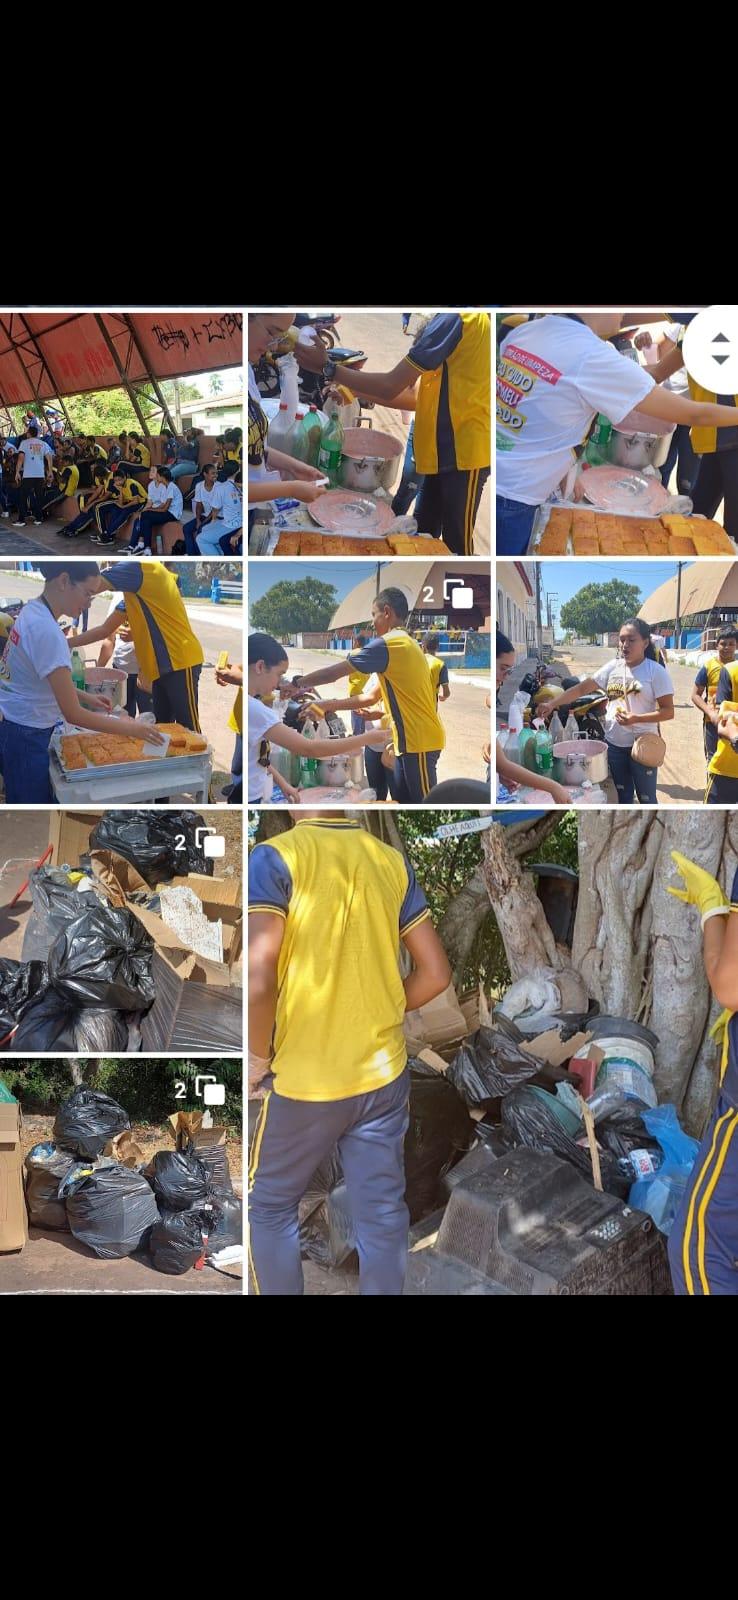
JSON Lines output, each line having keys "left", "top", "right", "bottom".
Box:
{"left": 541, "top": 617, "right": 674, "bottom": 804}
{"left": 495, "top": 630, "right": 570, "bottom": 805}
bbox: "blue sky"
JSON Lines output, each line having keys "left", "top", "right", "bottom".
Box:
{"left": 539, "top": 560, "right": 693, "bottom": 637}
{"left": 248, "top": 560, "right": 387, "bottom": 617}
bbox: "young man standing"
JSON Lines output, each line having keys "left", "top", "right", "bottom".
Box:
{"left": 422, "top": 633, "right": 451, "bottom": 703}
{"left": 691, "top": 627, "right": 738, "bottom": 765}
{"left": 71, "top": 559, "right": 204, "bottom": 730}
{"left": 13, "top": 425, "right": 54, "bottom": 526}
{"left": 295, "top": 587, "right": 446, "bottom": 801}
{"left": 248, "top": 812, "right": 451, "bottom": 1295}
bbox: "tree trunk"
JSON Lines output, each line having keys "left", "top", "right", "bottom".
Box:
{"left": 481, "top": 822, "right": 571, "bottom": 978}
{"left": 437, "top": 865, "right": 491, "bottom": 988}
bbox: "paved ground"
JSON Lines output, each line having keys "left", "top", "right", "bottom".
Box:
{"left": 0, "top": 1230, "right": 242, "bottom": 1295}
{"left": 0, "top": 568, "right": 243, "bottom": 779}
{"left": 285, "top": 645, "right": 491, "bottom": 789}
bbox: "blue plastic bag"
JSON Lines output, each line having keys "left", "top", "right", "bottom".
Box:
{"left": 629, "top": 1104, "right": 699, "bottom": 1236}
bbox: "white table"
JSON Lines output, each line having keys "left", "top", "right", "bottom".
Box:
{"left": 49, "top": 750, "right": 213, "bottom": 805}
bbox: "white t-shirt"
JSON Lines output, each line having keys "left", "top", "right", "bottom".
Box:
{"left": 0, "top": 598, "right": 72, "bottom": 727}
{"left": 248, "top": 694, "right": 279, "bottom": 802}
{"left": 662, "top": 323, "right": 689, "bottom": 397}
{"left": 497, "top": 316, "right": 655, "bottom": 505}
{"left": 593, "top": 656, "right": 674, "bottom": 749}
{"left": 107, "top": 594, "right": 139, "bottom": 674}
{"left": 149, "top": 479, "right": 183, "bottom": 520}
{"left": 18, "top": 436, "right": 53, "bottom": 479}
{"left": 212, "top": 479, "right": 242, "bottom": 530}
{"left": 194, "top": 481, "right": 220, "bottom": 515}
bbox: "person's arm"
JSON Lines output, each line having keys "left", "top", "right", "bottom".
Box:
{"left": 45, "top": 666, "right": 165, "bottom": 742}
{"left": 267, "top": 766, "right": 300, "bottom": 803}
{"left": 638, "top": 385, "right": 738, "bottom": 429}
{"left": 267, "top": 721, "right": 389, "bottom": 758}
{"left": 248, "top": 911, "right": 284, "bottom": 1059}
{"left": 438, "top": 664, "right": 451, "bottom": 702}
{"left": 97, "top": 637, "right": 116, "bottom": 668}
{"left": 691, "top": 684, "right": 714, "bottom": 717}
{"left": 305, "top": 688, "right": 383, "bottom": 715}
{"left": 703, "top": 913, "right": 738, "bottom": 1010}
{"left": 70, "top": 613, "right": 121, "bottom": 648}
{"left": 402, "top": 920, "right": 452, "bottom": 1011}
{"left": 14, "top": 447, "right": 24, "bottom": 482}
{"left": 293, "top": 659, "right": 354, "bottom": 689}
{"left": 615, "top": 693, "right": 675, "bottom": 729}
{"left": 497, "top": 746, "right": 571, "bottom": 803}
{"left": 540, "top": 677, "right": 602, "bottom": 718}
{"left": 296, "top": 339, "right": 419, "bottom": 408}
{"left": 247, "top": 476, "right": 327, "bottom": 504}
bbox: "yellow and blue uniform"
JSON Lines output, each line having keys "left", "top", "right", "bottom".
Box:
{"left": 426, "top": 653, "right": 449, "bottom": 701}
{"left": 694, "top": 654, "right": 725, "bottom": 761}
{"left": 669, "top": 865, "right": 738, "bottom": 1295}
{"left": 348, "top": 629, "right": 445, "bottom": 801}
{"left": 705, "top": 662, "right": 738, "bottom": 803}
{"left": 248, "top": 818, "right": 430, "bottom": 1101}
{"left": 105, "top": 560, "right": 203, "bottom": 731}
{"left": 405, "top": 311, "right": 491, "bottom": 557}
{"left": 95, "top": 475, "right": 149, "bottom": 542}
{"left": 686, "top": 367, "right": 738, "bottom": 541}
{"left": 248, "top": 818, "right": 432, "bottom": 1295}
{"left": 57, "top": 462, "right": 80, "bottom": 497}
{"left": 128, "top": 441, "right": 151, "bottom": 468}
{"left": 348, "top": 664, "right": 370, "bottom": 733}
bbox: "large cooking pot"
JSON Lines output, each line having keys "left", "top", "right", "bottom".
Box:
{"left": 339, "top": 427, "right": 403, "bottom": 493}
{"left": 553, "top": 738, "right": 609, "bottom": 787}
{"left": 607, "top": 406, "right": 675, "bottom": 470}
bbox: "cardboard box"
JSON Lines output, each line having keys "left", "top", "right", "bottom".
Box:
{"left": 0, "top": 1097, "right": 28, "bottom": 1253}
{"left": 48, "top": 810, "right": 105, "bottom": 868}
{"left": 404, "top": 983, "right": 469, "bottom": 1054}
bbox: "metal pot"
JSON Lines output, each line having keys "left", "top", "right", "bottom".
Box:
{"left": 607, "top": 406, "right": 674, "bottom": 470}
{"left": 347, "top": 751, "right": 366, "bottom": 784}
{"left": 552, "top": 739, "right": 609, "bottom": 787}
{"left": 339, "top": 427, "right": 403, "bottom": 493}
{"left": 317, "top": 755, "right": 351, "bottom": 786}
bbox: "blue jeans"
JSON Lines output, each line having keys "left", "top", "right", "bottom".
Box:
{"left": 171, "top": 460, "right": 197, "bottom": 480}
{"left": 248, "top": 1067, "right": 410, "bottom": 1296}
{"left": 391, "top": 421, "right": 424, "bottom": 516}
{"left": 606, "top": 740, "right": 658, "bottom": 804}
{"left": 0, "top": 719, "right": 55, "bottom": 802}
{"left": 496, "top": 494, "right": 537, "bottom": 555}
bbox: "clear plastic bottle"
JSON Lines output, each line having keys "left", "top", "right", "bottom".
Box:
{"left": 267, "top": 402, "right": 292, "bottom": 456}
{"left": 549, "top": 711, "right": 565, "bottom": 744}
{"left": 70, "top": 649, "right": 86, "bottom": 693}
{"left": 564, "top": 712, "right": 580, "bottom": 740}
{"left": 285, "top": 410, "right": 309, "bottom": 462}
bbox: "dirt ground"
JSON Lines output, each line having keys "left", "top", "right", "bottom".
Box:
{"left": 323, "top": 313, "right": 490, "bottom": 556}
{"left": 556, "top": 642, "right": 713, "bottom": 804}
{"left": 285, "top": 645, "right": 491, "bottom": 790}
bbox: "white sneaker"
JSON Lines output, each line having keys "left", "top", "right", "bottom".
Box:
{"left": 0, "top": 511, "right": 9, "bottom": 519}
{"left": 12, "top": 520, "right": 25, "bottom": 528}
{"left": 33, "top": 519, "right": 43, "bottom": 525}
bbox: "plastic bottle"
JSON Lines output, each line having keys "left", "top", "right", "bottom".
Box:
{"left": 285, "top": 410, "right": 309, "bottom": 462}
{"left": 564, "top": 712, "right": 580, "bottom": 740}
{"left": 519, "top": 727, "right": 538, "bottom": 771}
{"left": 533, "top": 719, "right": 553, "bottom": 775}
{"left": 266, "top": 402, "right": 292, "bottom": 456}
{"left": 300, "top": 406, "right": 324, "bottom": 467}
{"left": 584, "top": 414, "right": 613, "bottom": 465}
{"left": 70, "top": 649, "right": 86, "bottom": 693}
{"left": 549, "top": 711, "right": 565, "bottom": 744}
{"left": 318, "top": 408, "right": 344, "bottom": 486}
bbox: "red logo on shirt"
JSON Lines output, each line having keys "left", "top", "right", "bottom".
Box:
{"left": 504, "top": 344, "right": 562, "bottom": 385}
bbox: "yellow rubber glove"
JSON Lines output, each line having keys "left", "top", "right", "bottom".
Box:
{"left": 709, "top": 1008, "right": 732, "bottom": 1042}
{"left": 668, "top": 850, "right": 729, "bottom": 926}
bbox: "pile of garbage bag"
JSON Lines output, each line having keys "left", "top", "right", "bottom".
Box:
{"left": 0, "top": 872, "right": 155, "bottom": 1051}
{"left": 24, "top": 1087, "right": 242, "bottom": 1272}
{"left": 90, "top": 811, "right": 215, "bottom": 887}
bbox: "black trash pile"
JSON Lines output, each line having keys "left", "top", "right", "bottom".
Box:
{"left": 24, "top": 1088, "right": 242, "bottom": 1273}
{"left": 1, "top": 874, "right": 155, "bottom": 1051}
{"left": 90, "top": 811, "right": 215, "bottom": 887}
{"left": 299, "top": 1060, "right": 473, "bottom": 1269}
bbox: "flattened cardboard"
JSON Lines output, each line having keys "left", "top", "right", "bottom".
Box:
{"left": 0, "top": 1101, "right": 27, "bottom": 1253}
{"left": 521, "top": 1028, "right": 593, "bottom": 1068}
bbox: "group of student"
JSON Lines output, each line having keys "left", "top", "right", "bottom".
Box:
{"left": 0, "top": 420, "right": 242, "bottom": 556}
{"left": 0, "top": 558, "right": 242, "bottom": 804}
{"left": 248, "top": 591, "right": 477, "bottom": 806}
{"left": 691, "top": 626, "right": 738, "bottom": 804}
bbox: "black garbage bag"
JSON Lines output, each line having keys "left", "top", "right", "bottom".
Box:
{"left": 47, "top": 905, "right": 155, "bottom": 1011}
{"left": 500, "top": 1086, "right": 630, "bottom": 1199}
{"left": 205, "top": 1192, "right": 243, "bottom": 1255}
{"left": 90, "top": 811, "right": 215, "bottom": 887}
{"left": 0, "top": 957, "right": 48, "bottom": 1039}
{"left": 24, "top": 1147, "right": 77, "bottom": 1230}
{"left": 53, "top": 1087, "right": 130, "bottom": 1159}
{"left": 597, "top": 1106, "right": 660, "bottom": 1163}
{"left": 66, "top": 1165, "right": 159, "bottom": 1259}
{"left": 447, "top": 1024, "right": 542, "bottom": 1106}
{"left": 150, "top": 1207, "right": 211, "bottom": 1274}
{"left": 149, "top": 1149, "right": 212, "bottom": 1210}
{"left": 21, "top": 868, "right": 101, "bottom": 962}
{"left": 404, "top": 1059, "right": 474, "bottom": 1220}
{"left": 72, "top": 1009, "right": 131, "bottom": 1053}
{"left": 13, "top": 991, "right": 78, "bottom": 1051}
{"left": 195, "top": 1142, "right": 233, "bottom": 1194}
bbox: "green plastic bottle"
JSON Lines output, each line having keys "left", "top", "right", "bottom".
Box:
{"left": 318, "top": 409, "right": 344, "bottom": 487}
{"left": 70, "top": 649, "right": 86, "bottom": 693}
{"left": 584, "top": 414, "right": 613, "bottom": 466}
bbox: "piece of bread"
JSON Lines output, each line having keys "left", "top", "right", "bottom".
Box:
{"left": 60, "top": 735, "right": 83, "bottom": 761}
{"left": 184, "top": 733, "right": 208, "bottom": 753}
{"left": 572, "top": 509, "right": 598, "bottom": 531}
{"left": 62, "top": 750, "right": 87, "bottom": 770}
{"left": 643, "top": 530, "right": 670, "bottom": 554}
{"left": 155, "top": 723, "right": 189, "bottom": 747}
{"left": 668, "top": 535, "right": 696, "bottom": 555}
{"left": 299, "top": 534, "right": 327, "bottom": 556}
{"left": 660, "top": 515, "right": 693, "bottom": 535}
{"left": 693, "top": 522, "right": 735, "bottom": 553}
{"left": 544, "top": 507, "right": 572, "bottom": 536}
{"left": 274, "top": 532, "right": 301, "bottom": 555}
{"left": 538, "top": 527, "right": 569, "bottom": 554}
{"left": 572, "top": 533, "right": 599, "bottom": 555}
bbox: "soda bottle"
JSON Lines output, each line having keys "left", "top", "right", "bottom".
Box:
{"left": 318, "top": 409, "right": 345, "bottom": 487}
